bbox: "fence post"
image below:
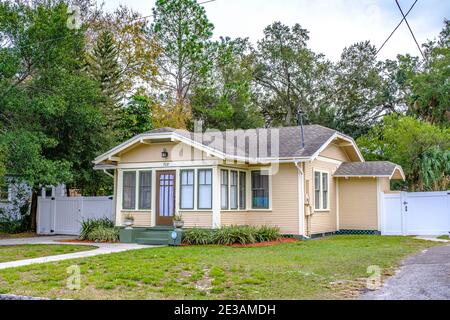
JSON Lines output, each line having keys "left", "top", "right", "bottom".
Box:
{"left": 400, "top": 192, "right": 408, "bottom": 235}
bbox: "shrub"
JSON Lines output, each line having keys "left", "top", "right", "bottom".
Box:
{"left": 254, "top": 225, "right": 281, "bottom": 242}
{"left": 213, "top": 225, "right": 257, "bottom": 245}
{"left": 182, "top": 228, "right": 213, "bottom": 245}
{"left": 85, "top": 226, "right": 119, "bottom": 242}
{"left": 80, "top": 218, "right": 116, "bottom": 241}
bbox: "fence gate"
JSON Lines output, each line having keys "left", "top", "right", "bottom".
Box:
{"left": 381, "top": 191, "right": 450, "bottom": 236}
{"left": 37, "top": 196, "right": 114, "bottom": 235}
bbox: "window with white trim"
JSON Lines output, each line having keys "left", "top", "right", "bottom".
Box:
{"left": 198, "top": 169, "right": 212, "bottom": 209}
{"left": 138, "top": 171, "right": 152, "bottom": 210}
{"left": 230, "top": 171, "right": 238, "bottom": 210}
{"left": 180, "top": 170, "right": 194, "bottom": 210}
{"left": 314, "top": 170, "right": 329, "bottom": 210}
{"left": 239, "top": 172, "right": 246, "bottom": 210}
{"left": 123, "top": 171, "right": 136, "bottom": 210}
{"left": 220, "top": 170, "right": 229, "bottom": 210}
{"left": 251, "top": 170, "right": 269, "bottom": 209}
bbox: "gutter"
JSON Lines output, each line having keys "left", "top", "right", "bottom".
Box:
{"left": 294, "top": 161, "right": 309, "bottom": 239}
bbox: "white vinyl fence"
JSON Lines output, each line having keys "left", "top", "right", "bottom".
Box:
{"left": 37, "top": 196, "right": 114, "bottom": 235}
{"left": 381, "top": 191, "right": 450, "bottom": 236}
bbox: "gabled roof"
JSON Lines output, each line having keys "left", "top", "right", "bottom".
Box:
{"left": 334, "top": 161, "right": 405, "bottom": 180}
{"left": 93, "top": 125, "right": 364, "bottom": 164}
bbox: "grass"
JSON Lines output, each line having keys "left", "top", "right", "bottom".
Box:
{"left": 0, "top": 244, "right": 96, "bottom": 263}
{"left": 437, "top": 235, "right": 449, "bottom": 240}
{"left": 0, "top": 235, "right": 442, "bottom": 300}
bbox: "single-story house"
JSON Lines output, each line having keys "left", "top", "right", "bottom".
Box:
{"left": 93, "top": 125, "right": 404, "bottom": 242}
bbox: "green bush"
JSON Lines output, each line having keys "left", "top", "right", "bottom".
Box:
{"left": 254, "top": 225, "right": 281, "bottom": 242}
{"left": 182, "top": 225, "right": 282, "bottom": 246}
{"left": 85, "top": 226, "right": 119, "bottom": 242}
{"left": 80, "top": 218, "right": 117, "bottom": 242}
{"left": 182, "top": 228, "right": 213, "bottom": 245}
{"left": 213, "top": 225, "right": 257, "bottom": 245}
{"left": 80, "top": 218, "right": 115, "bottom": 240}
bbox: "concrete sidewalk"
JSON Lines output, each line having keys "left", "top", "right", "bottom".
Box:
{"left": 0, "top": 236, "right": 155, "bottom": 270}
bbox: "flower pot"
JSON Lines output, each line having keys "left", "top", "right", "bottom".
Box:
{"left": 173, "top": 220, "right": 184, "bottom": 229}
{"left": 124, "top": 220, "right": 134, "bottom": 229}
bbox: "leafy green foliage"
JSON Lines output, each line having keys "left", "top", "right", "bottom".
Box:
{"left": 182, "top": 228, "right": 213, "bottom": 245}
{"left": 79, "top": 218, "right": 115, "bottom": 241}
{"left": 182, "top": 225, "right": 282, "bottom": 245}
{"left": 85, "top": 226, "right": 119, "bottom": 243}
{"left": 116, "top": 94, "right": 154, "bottom": 142}
{"left": 357, "top": 115, "right": 450, "bottom": 191}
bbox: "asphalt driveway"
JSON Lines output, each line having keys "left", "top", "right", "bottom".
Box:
{"left": 361, "top": 244, "right": 450, "bottom": 300}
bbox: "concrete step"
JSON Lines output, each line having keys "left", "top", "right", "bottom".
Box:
{"left": 136, "top": 238, "right": 170, "bottom": 245}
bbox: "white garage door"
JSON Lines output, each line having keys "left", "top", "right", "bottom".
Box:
{"left": 381, "top": 191, "right": 450, "bottom": 236}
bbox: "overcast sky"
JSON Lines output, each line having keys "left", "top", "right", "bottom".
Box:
{"left": 99, "top": 0, "right": 449, "bottom": 61}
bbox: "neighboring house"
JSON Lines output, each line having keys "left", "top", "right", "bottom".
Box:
{"left": 93, "top": 125, "right": 405, "bottom": 240}
{"left": 0, "top": 178, "right": 66, "bottom": 220}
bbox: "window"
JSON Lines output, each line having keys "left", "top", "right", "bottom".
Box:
{"left": 0, "top": 183, "right": 10, "bottom": 202}
{"left": 251, "top": 171, "right": 269, "bottom": 209}
{"left": 122, "top": 171, "right": 136, "bottom": 210}
{"left": 239, "top": 172, "right": 246, "bottom": 209}
{"left": 198, "top": 169, "right": 212, "bottom": 209}
{"left": 314, "top": 170, "right": 329, "bottom": 210}
{"left": 180, "top": 170, "right": 194, "bottom": 209}
{"left": 220, "top": 170, "right": 229, "bottom": 209}
{"left": 230, "top": 171, "right": 238, "bottom": 210}
{"left": 138, "top": 171, "right": 152, "bottom": 210}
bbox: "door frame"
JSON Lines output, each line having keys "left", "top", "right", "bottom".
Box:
{"left": 155, "top": 170, "right": 176, "bottom": 226}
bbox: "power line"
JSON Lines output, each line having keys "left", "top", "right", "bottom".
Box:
{"left": 376, "top": 0, "right": 418, "bottom": 56}
{"left": 395, "top": 0, "right": 424, "bottom": 58}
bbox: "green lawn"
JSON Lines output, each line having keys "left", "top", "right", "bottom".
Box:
{"left": 0, "top": 236, "right": 442, "bottom": 300}
{"left": 437, "top": 235, "right": 449, "bottom": 240}
{"left": 0, "top": 244, "right": 96, "bottom": 263}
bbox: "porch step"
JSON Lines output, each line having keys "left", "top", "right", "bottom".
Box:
{"left": 136, "top": 238, "right": 170, "bottom": 245}
{"left": 138, "top": 231, "right": 171, "bottom": 238}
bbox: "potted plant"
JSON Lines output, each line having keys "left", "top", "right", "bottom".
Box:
{"left": 123, "top": 214, "right": 134, "bottom": 229}
{"left": 173, "top": 213, "right": 184, "bottom": 229}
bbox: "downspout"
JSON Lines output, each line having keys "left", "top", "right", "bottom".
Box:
{"left": 295, "top": 161, "right": 309, "bottom": 239}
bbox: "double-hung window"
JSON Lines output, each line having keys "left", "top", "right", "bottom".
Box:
{"left": 122, "top": 171, "right": 136, "bottom": 210}
{"left": 230, "top": 171, "right": 238, "bottom": 210}
{"left": 239, "top": 172, "right": 246, "bottom": 210}
{"left": 220, "top": 170, "right": 229, "bottom": 210}
{"left": 180, "top": 170, "right": 194, "bottom": 209}
{"left": 251, "top": 171, "right": 269, "bottom": 209}
{"left": 0, "top": 183, "right": 10, "bottom": 202}
{"left": 138, "top": 171, "right": 152, "bottom": 210}
{"left": 122, "top": 170, "right": 152, "bottom": 210}
{"left": 314, "top": 170, "right": 329, "bottom": 211}
{"left": 198, "top": 169, "right": 212, "bottom": 209}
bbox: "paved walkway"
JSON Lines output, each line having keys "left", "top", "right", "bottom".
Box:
{"left": 361, "top": 244, "right": 450, "bottom": 300}
{"left": 0, "top": 236, "right": 154, "bottom": 270}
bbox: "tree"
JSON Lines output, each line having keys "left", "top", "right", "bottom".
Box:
{"left": 117, "top": 94, "right": 154, "bottom": 141}
{"left": 332, "top": 41, "right": 402, "bottom": 136}
{"left": 253, "top": 22, "right": 333, "bottom": 127}
{"left": 191, "top": 37, "right": 264, "bottom": 130}
{"left": 150, "top": 0, "right": 214, "bottom": 127}
{"left": 357, "top": 115, "right": 450, "bottom": 191}
{"left": 0, "top": 0, "right": 111, "bottom": 228}
{"left": 406, "top": 20, "right": 450, "bottom": 125}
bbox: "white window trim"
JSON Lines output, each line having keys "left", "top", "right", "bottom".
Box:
{"left": 250, "top": 168, "right": 273, "bottom": 211}
{"left": 0, "top": 184, "right": 12, "bottom": 203}
{"left": 218, "top": 167, "right": 249, "bottom": 212}
{"left": 196, "top": 168, "right": 213, "bottom": 210}
{"left": 121, "top": 169, "right": 153, "bottom": 212}
{"left": 313, "top": 169, "right": 330, "bottom": 212}
{"left": 179, "top": 169, "right": 195, "bottom": 210}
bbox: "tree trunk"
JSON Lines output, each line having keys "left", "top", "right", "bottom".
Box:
{"left": 30, "top": 190, "right": 38, "bottom": 232}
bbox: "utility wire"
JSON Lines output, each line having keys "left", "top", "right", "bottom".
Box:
{"left": 376, "top": 0, "right": 418, "bottom": 56}
{"left": 394, "top": 0, "right": 424, "bottom": 58}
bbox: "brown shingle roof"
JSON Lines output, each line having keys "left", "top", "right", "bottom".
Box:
{"left": 146, "top": 125, "right": 347, "bottom": 158}
{"left": 334, "top": 161, "right": 400, "bottom": 177}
